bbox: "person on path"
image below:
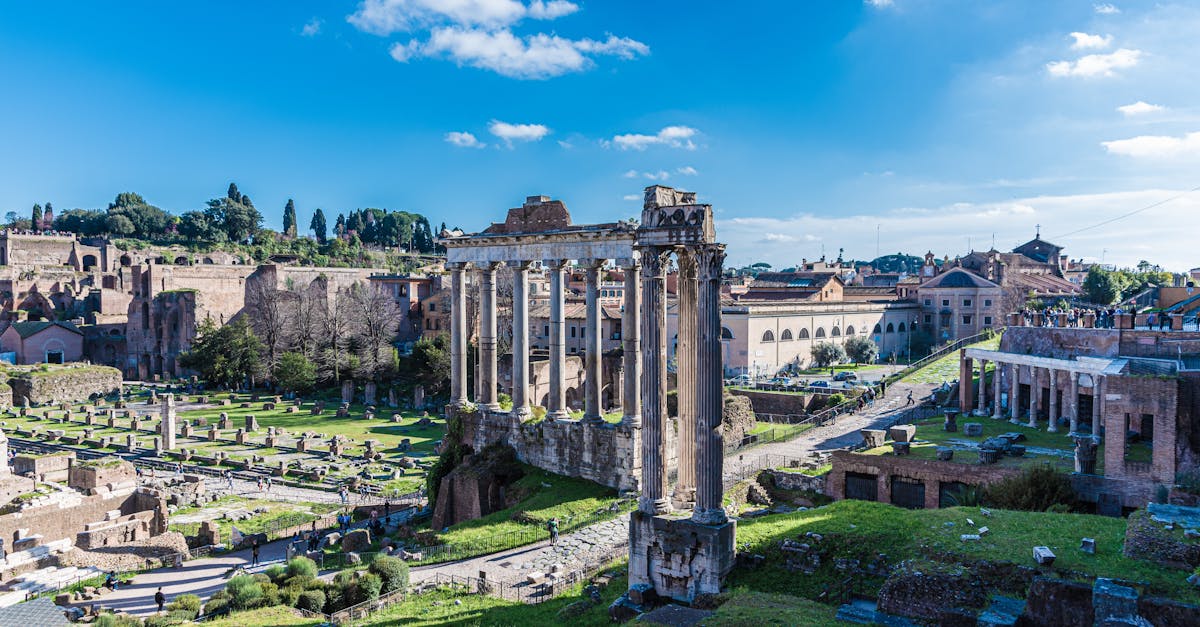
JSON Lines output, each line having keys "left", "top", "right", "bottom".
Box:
{"left": 384, "top": 500, "right": 391, "bottom": 519}
{"left": 266, "top": 477, "right": 273, "bottom": 493}
{"left": 175, "top": 462, "right": 183, "bottom": 476}
{"left": 339, "top": 485, "right": 349, "bottom": 505}
{"left": 154, "top": 587, "right": 165, "bottom": 613}
{"left": 906, "top": 390, "right": 914, "bottom": 406}
{"left": 251, "top": 540, "right": 260, "bottom": 567}
{"left": 226, "top": 472, "right": 234, "bottom": 494}
{"left": 548, "top": 517, "right": 560, "bottom": 545}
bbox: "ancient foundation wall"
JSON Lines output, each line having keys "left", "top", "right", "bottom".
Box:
{"left": 0, "top": 485, "right": 167, "bottom": 549}
{"left": 727, "top": 389, "right": 812, "bottom": 415}
{"left": 1000, "top": 326, "right": 1120, "bottom": 359}
{"left": 827, "top": 450, "right": 1020, "bottom": 509}
{"left": 457, "top": 407, "right": 652, "bottom": 492}
{"left": 1103, "top": 375, "right": 1179, "bottom": 484}
{"left": 7, "top": 366, "right": 122, "bottom": 405}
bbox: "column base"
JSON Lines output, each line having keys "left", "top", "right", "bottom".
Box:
{"left": 691, "top": 507, "right": 728, "bottom": 526}
{"left": 671, "top": 486, "right": 695, "bottom": 511}
{"left": 619, "top": 414, "right": 642, "bottom": 428}
{"left": 581, "top": 413, "right": 604, "bottom": 425}
{"left": 548, "top": 409, "right": 572, "bottom": 422}
{"left": 639, "top": 496, "right": 671, "bottom": 515}
{"left": 628, "top": 511, "right": 736, "bottom": 603}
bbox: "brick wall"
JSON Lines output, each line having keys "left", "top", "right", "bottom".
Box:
{"left": 727, "top": 389, "right": 812, "bottom": 415}
{"left": 8, "top": 366, "right": 122, "bottom": 405}
{"left": 1104, "top": 375, "right": 1179, "bottom": 484}
{"left": 827, "top": 450, "right": 1020, "bottom": 509}
{"left": 0, "top": 485, "right": 167, "bottom": 549}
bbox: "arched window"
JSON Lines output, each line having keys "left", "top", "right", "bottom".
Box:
{"left": 846, "top": 325, "right": 856, "bottom": 336}
{"left": 899, "top": 322, "right": 907, "bottom": 333}
{"left": 762, "top": 330, "right": 775, "bottom": 342}
{"left": 815, "top": 327, "right": 826, "bottom": 338}
{"left": 886, "top": 323, "right": 895, "bottom": 333}
{"left": 873, "top": 323, "right": 882, "bottom": 334}
{"left": 721, "top": 327, "right": 734, "bottom": 340}
{"left": 780, "top": 329, "right": 794, "bottom": 341}
{"left": 831, "top": 326, "right": 842, "bottom": 337}
{"left": 798, "top": 328, "right": 810, "bottom": 339}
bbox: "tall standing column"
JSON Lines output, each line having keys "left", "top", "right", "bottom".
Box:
{"left": 693, "top": 244, "right": 727, "bottom": 525}
{"left": 976, "top": 359, "right": 987, "bottom": 414}
{"left": 1092, "top": 375, "right": 1104, "bottom": 436}
{"left": 547, "top": 260, "right": 570, "bottom": 420}
{"left": 477, "top": 262, "right": 500, "bottom": 410}
{"left": 448, "top": 263, "right": 469, "bottom": 406}
{"left": 674, "top": 251, "right": 698, "bottom": 506}
{"left": 1047, "top": 369, "right": 1059, "bottom": 432}
{"left": 1009, "top": 362, "right": 1021, "bottom": 423}
{"left": 620, "top": 258, "right": 642, "bottom": 426}
{"left": 992, "top": 360, "right": 1003, "bottom": 419}
{"left": 639, "top": 248, "right": 669, "bottom": 514}
{"left": 510, "top": 261, "right": 531, "bottom": 417}
{"left": 583, "top": 259, "right": 605, "bottom": 423}
{"left": 1027, "top": 366, "right": 1039, "bottom": 429}
{"left": 1069, "top": 371, "right": 1080, "bottom": 434}
{"left": 958, "top": 353, "right": 974, "bottom": 412}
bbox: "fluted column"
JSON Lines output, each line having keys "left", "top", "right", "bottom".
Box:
{"left": 639, "top": 248, "right": 669, "bottom": 514}
{"left": 1027, "top": 366, "right": 1039, "bottom": 429}
{"left": 510, "top": 261, "right": 531, "bottom": 417}
{"left": 1092, "top": 375, "right": 1104, "bottom": 436}
{"left": 620, "top": 258, "right": 641, "bottom": 426}
{"left": 693, "top": 244, "right": 727, "bottom": 525}
{"left": 477, "top": 262, "right": 500, "bottom": 410}
{"left": 1047, "top": 369, "right": 1059, "bottom": 432}
{"left": 448, "top": 262, "right": 469, "bottom": 406}
{"left": 547, "top": 259, "right": 570, "bottom": 420}
{"left": 976, "top": 359, "right": 987, "bottom": 414}
{"left": 1069, "top": 371, "right": 1080, "bottom": 434}
{"left": 583, "top": 259, "right": 605, "bottom": 423}
{"left": 673, "top": 250, "right": 697, "bottom": 506}
{"left": 1009, "top": 362, "right": 1020, "bottom": 423}
{"left": 992, "top": 360, "right": 1003, "bottom": 419}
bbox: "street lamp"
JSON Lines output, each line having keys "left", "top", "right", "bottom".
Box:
{"left": 907, "top": 316, "right": 918, "bottom": 363}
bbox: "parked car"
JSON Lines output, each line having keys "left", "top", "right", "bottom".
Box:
{"left": 728, "top": 374, "right": 753, "bottom": 386}
{"left": 809, "top": 380, "right": 830, "bottom": 388}
{"left": 833, "top": 371, "right": 858, "bottom": 382}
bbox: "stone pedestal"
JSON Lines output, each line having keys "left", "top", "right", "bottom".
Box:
{"left": 160, "top": 394, "right": 177, "bottom": 451}
{"left": 628, "top": 512, "right": 735, "bottom": 602}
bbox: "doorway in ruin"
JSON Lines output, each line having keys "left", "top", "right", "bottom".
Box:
{"left": 844, "top": 472, "right": 878, "bottom": 502}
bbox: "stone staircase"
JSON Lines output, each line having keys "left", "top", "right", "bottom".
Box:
{"left": 0, "top": 564, "right": 104, "bottom": 607}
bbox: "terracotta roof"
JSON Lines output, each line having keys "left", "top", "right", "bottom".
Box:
{"left": 749, "top": 272, "right": 839, "bottom": 289}
{"left": 528, "top": 302, "right": 622, "bottom": 321}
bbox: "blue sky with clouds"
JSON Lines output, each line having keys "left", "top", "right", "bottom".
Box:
{"left": 1, "top": 1, "right": 1198, "bottom": 269}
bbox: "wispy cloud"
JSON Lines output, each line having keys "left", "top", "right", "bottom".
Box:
{"left": 864, "top": 0, "right": 894, "bottom": 8}
{"left": 348, "top": 0, "right": 647, "bottom": 79}
{"left": 609, "top": 126, "right": 699, "bottom": 151}
{"left": 677, "top": 166, "right": 698, "bottom": 176}
{"left": 1094, "top": 3, "right": 1120, "bottom": 15}
{"left": 1116, "top": 101, "right": 1165, "bottom": 116}
{"left": 1069, "top": 32, "right": 1112, "bottom": 50}
{"left": 301, "top": 18, "right": 322, "bottom": 37}
{"left": 488, "top": 120, "right": 550, "bottom": 146}
{"left": 1102, "top": 132, "right": 1200, "bottom": 158}
{"left": 622, "top": 194, "right": 641, "bottom": 201}
{"left": 1046, "top": 48, "right": 1141, "bottom": 77}
{"left": 444, "top": 131, "right": 485, "bottom": 148}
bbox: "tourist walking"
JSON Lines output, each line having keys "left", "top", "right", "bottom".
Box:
{"left": 548, "top": 517, "right": 560, "bottom": 545}
{"left": 339, "top": 485, "right": 349, "bottom": 505}
{"left": 251, "top": 540, "right": 260, "bottom": 567}
{"left": 906, "top": 390, "right": 914, "bottom": 406}
{"left": 265, "top": 477, "right": 273, "bottom": 493}
{"left": 154, "top": 587, "right": 165, "bottom": 613}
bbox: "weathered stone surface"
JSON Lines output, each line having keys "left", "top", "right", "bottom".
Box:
{"left": 7, "top": 366, "right": 122, "bottom": 405}
{"left": 877, "top": 561, "right": 987, "bottom": 620}
{"left": 341, "top": 529, "right": 371, "bottom": 552}
{"left": 889, "top": 425, "right": 916, "bottom": 443}
{"left": 431, "top": 444, "right": 523, "bottom": 529}
{"left": 862, "top": 429, "right": 887, "bottom": 448}
{"left": 1022, "top": 577, "right": 1093, "bottom": 627}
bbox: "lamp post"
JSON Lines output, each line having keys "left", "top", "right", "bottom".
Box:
{"left": 907, "top": 316, "right": 918, "bottom": 363}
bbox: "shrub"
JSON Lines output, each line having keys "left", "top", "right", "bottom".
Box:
{"left": 144, "top": 610, "right": 196, "bottom": 627}
{"left": 226, "top": 574, "right": 264, "bottom": 611}
{"left": 94, "top": 614, "right": 143, "bottom": 627}
{"left": 202, "top": 590, "right": 231, "bottom": 617}
{"left": 264, "top": 564, "right": 287, "bottom": 582}
{"left": 166, "top": 593, "right": 201, "bottom": 617}
{"left": 278, "top": 581, "right": 306, "bottom": 607}
{"left": 368, "top": 556, "right": 410, "bottom": 594}
{"left": 356, "top": 572, "right": 383, "bottom": 604}
{"left": 984, "top": 465, "right": 1075, "bottom": 512}
{"left": 1176, "top": 468, "right": 1200, "bottom": 495}
{"left": 286, "top": 556, "right": 318, "bottom": 581}
{"left": 826, "top": 393, "right": 846, "bottom": 408}
{"left": 296, "top": 589, "right": 327, "bottom": 613}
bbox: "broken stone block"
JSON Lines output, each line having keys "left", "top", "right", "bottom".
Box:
{"left": 1080, "top": 538, "right": 1095, "bottom": 554}
{"left": 889, "top": 424, "right": 916, "bottom": 443}
{"left": 961, "top": 534, "right": 981, "bottom": 542}
{"left": 1033, "top": 546, "right": 1055, "bottom": 566}
{"left": 963, "top": 422, "right": 984, "bottom": 437}
{"left": 861, "top": 429, "right": 887, "bottom": 448}
{"left": 892, "top": 441, "right": 910, "bottom": 456}
{"left": 936, "top": 447, "right": 954, "bottom": 461}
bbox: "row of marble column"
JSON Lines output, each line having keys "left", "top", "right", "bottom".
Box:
{"left": 447, "top": 259, "right": 642, "bottom": 425}
{"left": 964, "top": 357, "right": 1104, "bottom": 435}
{"left": 639, "top": 243, "right": 727, "bottom": 525}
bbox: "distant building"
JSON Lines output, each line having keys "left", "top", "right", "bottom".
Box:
{"left": 913, "top": 268, "right": 1003, "bottom": 344}
{"left": 0, "top": 320, "right": 83, "bottom": 364}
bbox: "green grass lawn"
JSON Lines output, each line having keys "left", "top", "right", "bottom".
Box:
{"left": 566, "top": 410, "right": 624, "bottom": 424}
{"left": 701, "top": 590, "right": 840, "bottom": 626}
{"left": 748, "top": 421, "right": 814, "bottom": 442}
{"left": 860, "top": 416, "right": 1081, "bottom": 471}
{"left": 902, "top": 335, "right": 1001, "bottom": 385}
{"left": 168, "top": 495, "right": 341, "bottom": 540}
{"left": 731, "top": 499, "right": 1200, "bottom": 604}
{"left": 203, "top": 606, "right": 323, "bottom": 627}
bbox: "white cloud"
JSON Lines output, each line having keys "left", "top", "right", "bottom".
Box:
{"left": 1116, "top": 101, "right": 1165, "bottom": 116}
{"left": 610, "top": 125, "right": 699, "bottom": 151}
{"left": 677, "top": 166, "right": 698, "bottom": 176}
{"left": 1069, "top": 32, "right": 1112, "bottom": 50}
{"left": 301, "top": 18, "right": 322, "bottom": 37}
{"left": 622, "top": 194, "right": 641, "bottom": 201}
{"left": 1094, "top": 3, "right": 1120, "bottom": 15}
{"left": 557, "top": 140, "right": 573, "bottom": 149}
{"left": 488, "top": 120, "right": 550, "bottom": 145}
{"left": 1102, "top": 131, "right": 1200, "bottom": 158}
{"left": 864, "top": 0, "right": 894, "bottom": 7}
{"left": 444, "top": 131, "right": 485, "bottom": 148}
{"left": 348, "top": 0, "right": 647, "bottom": 79}
{"left": 1046, "top": 48, "right": 1141, "bottom": 77}
{"left": 622, "top": 169, "right": 638, "bottom": 178}
{"left": 643, "top": 170, "right": 669, "bottom": 181}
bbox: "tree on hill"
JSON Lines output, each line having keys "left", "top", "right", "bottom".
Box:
{"left": 104, "top": 214, "right": 136, "bottom": 236}
{"left": 1083, "top": 267, "right": 1122, "bottom": 305}
{"left": 283, "top": 199, "right": 297, "bottom": 239}
{"left": 31, "top": 204, "right": 42, "bottom": 232}
{"left": 180, "top": 317, "right": 265, "bottom": 388}
{"left": 178, "top": 211, "right": 225, "bottom": 242}
{"left": 310, "top": 208, "right": 327, "bottom": 243}
{"left": 844, "top": 336, "right": 879, "bottom": 365}
{"left": 107, "top": 192, "right": 172, "bottom": 239}
{"left": 335, "top": 214, "right": 346, "bottom": 238}
{"left": 54, "top": 209, "right": 107, "bottom": 236}
{"left": 204, "top": 183, "right": 263, "bottom": 243}
{"left": 41, "top": 202, "right": 54, "bottom": 230}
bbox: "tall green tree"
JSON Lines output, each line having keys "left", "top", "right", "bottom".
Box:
{"left": 180, "top": 317, "right": 265, "bottom": 388}
{"left": 274, "top": 352, "right": 317, "bottom": 394}
{"left": 106, "top": 192, "right": 171, "bottom": 239}
{"left": 204, "top": 182, "right": 263, "bottom": 243}
{"left": 1083, "top": 267, "right": 1122, "bottom": 305}
{"left": 31, "top": 204, "right": 42, "bottom": 232}
{"left": 283, "top": 199, "right": 298, "bottom": 238}
{"left": 811, "top": 341, "right": 848, "bottom": 368}
{"left": 309, "top": 208, "right": 328, "bottom": 243}
{"left": 844, "top": 336, "right": 879, "bottom": 365}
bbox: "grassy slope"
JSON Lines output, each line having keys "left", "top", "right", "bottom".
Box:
{"left": 202, "top": 606, "right": 323, "bottom": 627}
{"left": 902, "top": 335, "right": 1001, "bottom": 385}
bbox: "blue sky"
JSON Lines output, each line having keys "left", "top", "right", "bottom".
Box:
{"left": 2, "top": 1, "right": 1198, "bottom": 270}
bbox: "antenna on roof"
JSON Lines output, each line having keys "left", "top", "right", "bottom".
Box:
{"left": 1036, "top": 223, "right": 1041, "bottom": 238}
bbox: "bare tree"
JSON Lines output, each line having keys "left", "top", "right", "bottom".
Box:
{"left": 287, "top": 281, "right": 326, "bottom": 359}
{"left": 320, "top": 288, "right": 355, "bottom": 382}
{"left": 350, "top": 282, "right": 402, "bottom": 381}
{"left": 244, "top": 278, "right": 290, "bottom": 373}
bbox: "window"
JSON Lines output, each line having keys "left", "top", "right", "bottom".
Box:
{"left": 941, "top": 299, "right": 950, "bottom": 307}
{"left": 898, "top": 322, "right": 906, "bottom": 333}
{"left": 798, "top": 328, "right": 810, "bottom": 339}
{"left": 963, "top": 315, "right": 973, "bottom": 325}
{"left": 924, "top": 314, "right": 932, "bottom": 324}
{"left": 963, "top": 299, "right": 972, "bottom": 307}
{"left": 923, "top": 299, "right": 932, "bottom": 306}
{"left": 46, "top": 350, "right": 64, "bottom": 364}
{"left": 544, "top": 325, "right": 550, "bottom": 336}
{"left": 780, "top": 329, "right": 794, "bottom": 341}
{"left": 984, "top": 299, "right": 992, "bottom": 307}
{"left": 846, "top": 325, "right": 856, "bottom": 336}
{"left": 873, "top": 323, "right": 882, "bottom": 334}
{"left": 571, "top": 327, "right": 576, "bottom": 338}
{"left": 815, "top": 327, "right": 826, "bottom": 338}
{"left": 831, "top": 326, "right": 841, "bottom": 337}
{"left": 429, "top": 303, "right": 436, "bottom": 311}
{"left": 886, "top": 323, "right": 895, "bottom": 333}
{"left": 761, "top": 330, "right": 775, "bottom": 342}
{"left": 984, "top": 316, "right": 993, "bottom": 326}
{"left": 721, "top": 327, "right": 734, "bottom": 339}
